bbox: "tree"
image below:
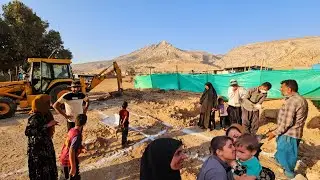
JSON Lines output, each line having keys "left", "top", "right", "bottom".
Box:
{"left": 0, "top": 0, "right": 73, "bottom": 71}
{"left": 39, "top": 30, "right": 72, "bottom": 59}
{"left": 0, "top": 17, "right": 15, "bottom": 70}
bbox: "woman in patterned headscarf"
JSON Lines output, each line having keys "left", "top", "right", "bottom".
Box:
{"left": 25, "top": 94, "right": 59, "bottom": 180}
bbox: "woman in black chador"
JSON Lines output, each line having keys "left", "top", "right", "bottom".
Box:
{"left": 198, "top": 82, "right": 218, "bottom": 130}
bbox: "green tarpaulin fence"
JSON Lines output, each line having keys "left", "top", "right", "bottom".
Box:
{"left": 134, "top": 70, "right": 320, "bottom": 100}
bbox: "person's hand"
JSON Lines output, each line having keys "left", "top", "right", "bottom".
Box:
{"left": 212, "top": 108, "right": 217, "bottom": 111}
{"left": 47, "top": 120, "right": 59, "bottom": 127}
{"left": 254, "top": 104, "right": 262, "bottom": 109}
{"left": 81, "top": 147, "right": 87, "bottom": 154}
{"left": 233, "top": 86, "right": 238, "bottom": 91}
{"left": 69, "top": 167, "right": 76, "bottom": 177}
{"left": 64, "top": 115, "right": 73, "bottom": 120}
{"left": 236, "top": 174, "right": 256, "bottom": 180}
{"left": 229, "top": 160, "right": 238, "bottom": 168}
{"left": 267, "top": 132, "right": 276, "bottom": 141}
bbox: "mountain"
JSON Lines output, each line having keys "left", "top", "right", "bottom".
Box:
{"left": 72, "top": 41, "right": 221, "bottom": 74}
{"left": 214, "top": 36, "right": 320, "bottom": 69}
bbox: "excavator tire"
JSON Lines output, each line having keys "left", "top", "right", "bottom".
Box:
{"left": 0, "top": 97, "right": 17, "bottom": 119}
{"left": 49, "top": 84, "right": 69, "bottom": 104}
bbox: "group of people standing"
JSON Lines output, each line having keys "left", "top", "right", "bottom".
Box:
{"left": 25, "top": 78, "right": 308, "bottom": 180}
{"left": 25, "top": 81, "right": 89, "bottom": 180}
{"left": 196, "top": 79, "right": 308, "bottom": 179}
{"left": 198, "top": 79, "right": 272, "bottom": 134}
{"left": 25, "top": 81, "right": 132, "bottom": 180}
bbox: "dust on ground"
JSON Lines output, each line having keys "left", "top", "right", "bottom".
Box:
{"left": 0, "top": 79, "right": 319, "bottom": 180}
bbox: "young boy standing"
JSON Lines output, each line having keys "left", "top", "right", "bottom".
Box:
{"left": 60, "top": 114, "right": 87, "bottom": 180}
{"left": 119, "top": 101, "right": 129, "bottom": 148}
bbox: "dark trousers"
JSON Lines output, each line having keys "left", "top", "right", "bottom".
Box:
{"left": 63, "top": 160, "right": 80, "bottom": 180}
{"left": 67, "top": 121, "right": 75, "bottom": 132}
{"left": 199, "top": 112, "right": 216, "bottom": 130}
{"left": 242, "top": 108, "right": 260, "bottom": 135}
{"left": 209, "top": 111, "right": 216, "bottom": 130}
{"left": 227, "top": 106, "right": 242, "bottom": 125}
{"left": 219, "top": 116, "right": 229, "bottom": 129}
{"left": 122, "top": 126, "right": 129, "bottom": 145}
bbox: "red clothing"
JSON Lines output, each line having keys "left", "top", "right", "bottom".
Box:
{"left": 59, "top": 128, "right": 82, "bottom": 167}
{"left": 119, "top": 109, "right": 129, "bottom": 127}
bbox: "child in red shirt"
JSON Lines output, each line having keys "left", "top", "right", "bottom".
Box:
{"left": 119, "top": 101, "right": 129, "bottom": 147}
{"left": 60, "top": 114, "right": 87, "bottom": 180}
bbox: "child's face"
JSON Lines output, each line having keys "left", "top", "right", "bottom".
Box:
{"left": 235, "top": 145, "right": 256, "bottom": 161}
{"left": 219, "top": 100, "right": 224, "bottom": 105}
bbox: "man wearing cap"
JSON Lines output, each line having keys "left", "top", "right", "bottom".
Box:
{"left": 227, "top": 79, "right": 247, "bottom": 125}
{"left": 53, "top": 81, "right": 89, "bottom": 131}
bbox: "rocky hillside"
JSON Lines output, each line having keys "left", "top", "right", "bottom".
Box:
{"left": 72, "top": 41, "right": 221, "bottom": 74}
{"left": 214, "top": 36, "right": 320, "bottom": 69}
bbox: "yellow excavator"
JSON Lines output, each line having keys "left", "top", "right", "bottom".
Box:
{"left": 0, "top": 58, "right": 122, "bottom": 119}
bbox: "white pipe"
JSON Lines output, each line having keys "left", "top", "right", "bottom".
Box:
{"left": 82, "top": 129, "right": 167, "bottom": 172}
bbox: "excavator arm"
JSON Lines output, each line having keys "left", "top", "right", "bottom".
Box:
{"left": 79, "top": 61, "right": 123, "bottom": 94}
{"left": 113, "top": 62, "right": 123, "bottom": 93}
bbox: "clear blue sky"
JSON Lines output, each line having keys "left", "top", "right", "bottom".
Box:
{"left": 2, "top": 0, "right": 320, "bottom": 63}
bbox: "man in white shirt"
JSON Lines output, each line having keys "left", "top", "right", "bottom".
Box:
{"left": 227, "top": 79, "right": 246, "bottom": 125}
{"left": 53, "top": 81, "right": 89, "bottom": 131}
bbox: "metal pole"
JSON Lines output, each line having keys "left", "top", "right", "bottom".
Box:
{"left": 48, "top": 49, "right": 58, "bottom": 58}
{"left": 8, "top": 69, "right": 12, "bottom": 81}
{"left": 40, "top": 61, "right": 42, "bottom": 91}
{"left": 16, "top": 66, "right": 18, "bottom": 80}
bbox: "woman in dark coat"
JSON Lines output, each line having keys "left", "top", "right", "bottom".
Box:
{"left": 140, "top": 138, "right": 187, "bottom": 180}
{"left": 25, "top": 94, "right": 59, "bottom": 180}
{"left": 198, "top": 82, "right": 218, "bottom": 130}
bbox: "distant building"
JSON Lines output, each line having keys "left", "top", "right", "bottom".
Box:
{"left": 312, "top": 63, "right": 320, "bottom": 70}
{"left": 223, "top": 66, "right": 273, "bottom": 73}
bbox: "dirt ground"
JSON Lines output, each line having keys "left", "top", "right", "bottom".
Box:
{"left": 0, "top": 78, "right": 319, "bottom": 180}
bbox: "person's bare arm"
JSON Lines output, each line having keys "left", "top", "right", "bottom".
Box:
{"left": 83, "top": 96, "right": 89, "bottom": 114}
{"left": 121, "top": 116, "right": 128, "bottom": 126}
{"left": 53, "top": 101, "right": 72, "bottom": 120}
{"left": 234, "top": 174, "right": 257, "bottom": 180}
{"left": 69, "top": 148, "right": 76, "bottom": 176}
{"left": 228, "top": 87, "right": 236, "bottom": 99}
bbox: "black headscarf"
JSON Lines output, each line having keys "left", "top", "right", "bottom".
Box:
{"left": 140, "top": 138, "right": 183, "bottom": 180}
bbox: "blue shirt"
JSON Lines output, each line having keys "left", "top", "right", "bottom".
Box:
{"left": 238, "top": 157, "right": 262, "bottom": 177}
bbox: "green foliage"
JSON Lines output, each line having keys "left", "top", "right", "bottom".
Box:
{"left": 0, "top": 0, "right": 73, "bottom": 71}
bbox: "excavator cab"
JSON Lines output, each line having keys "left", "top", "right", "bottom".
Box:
{"left": 29, "top": 59, "right": 72, "bottom": 93}
{"left": 27, "top": 58, "right": 74, "bottom": 102}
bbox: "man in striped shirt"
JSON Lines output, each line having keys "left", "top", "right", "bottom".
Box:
{"left": 267, "top": 79, "right": 308, "bottom": 179}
